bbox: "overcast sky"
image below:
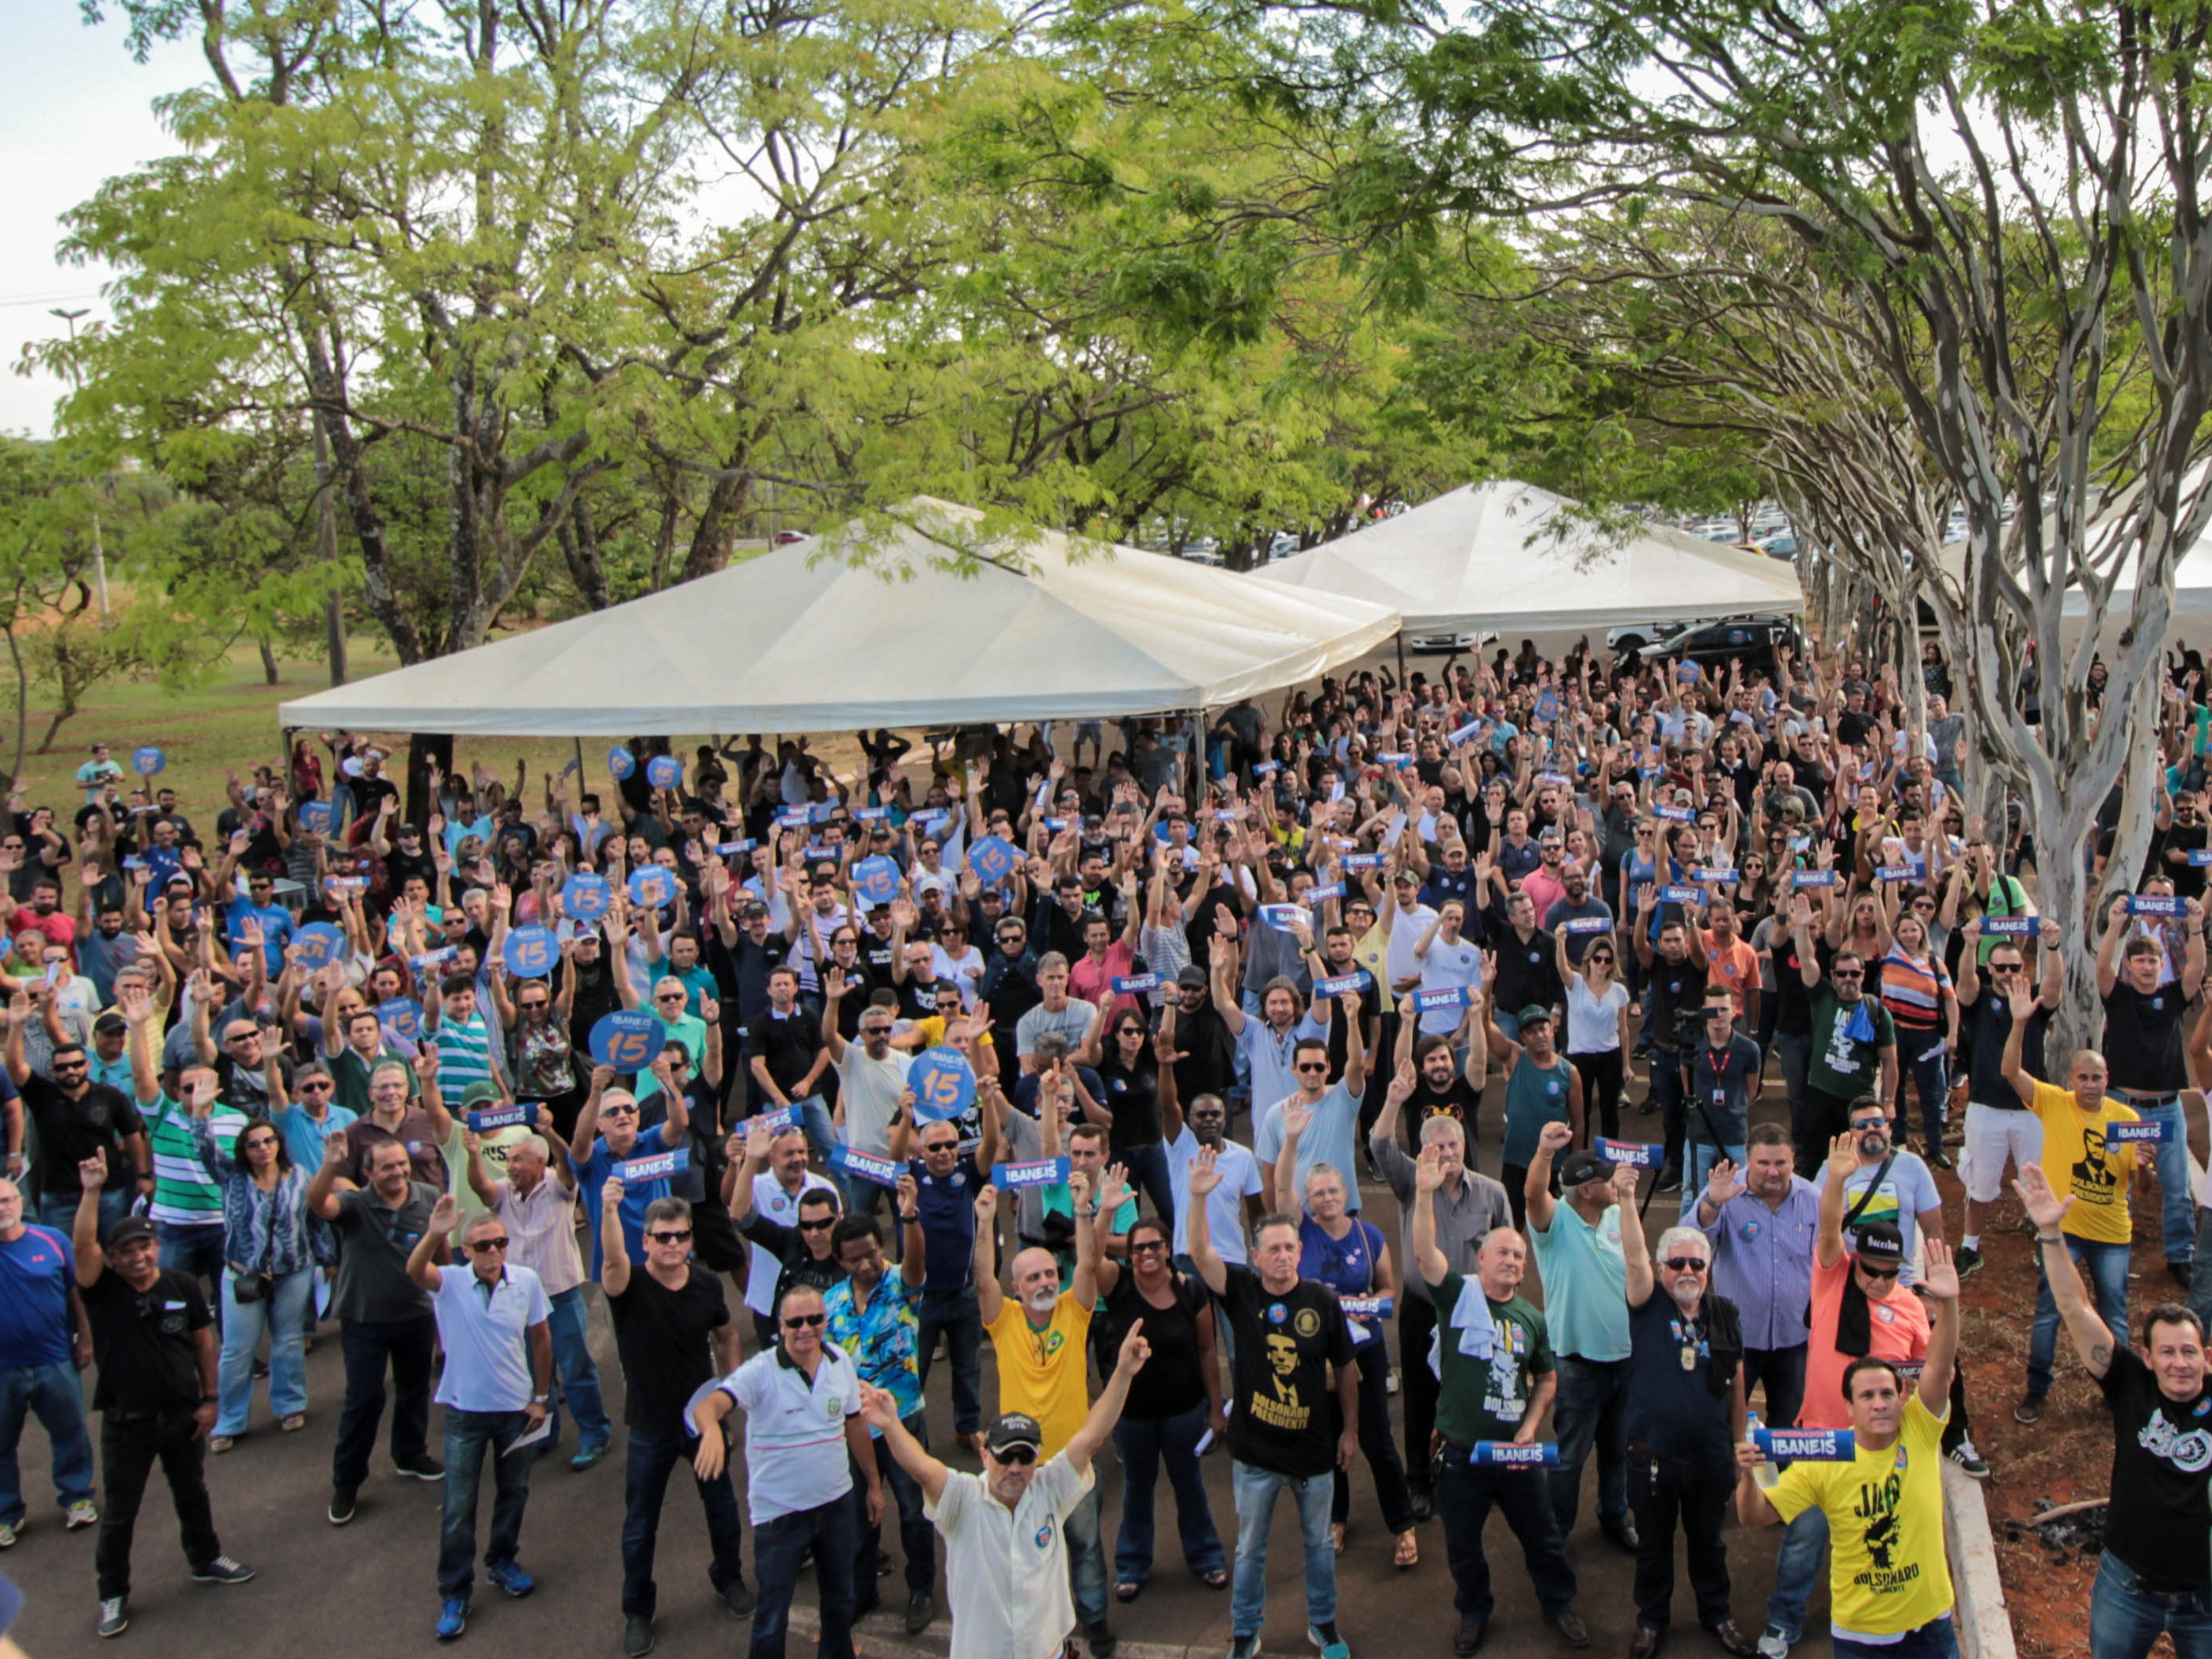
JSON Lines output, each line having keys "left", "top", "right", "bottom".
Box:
{"left": 2, "top": 7, "right": 203, "bottom": 438}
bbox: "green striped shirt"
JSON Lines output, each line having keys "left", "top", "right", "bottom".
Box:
{"left": 145, "top": 1095, "right": 251, "bottom": 1227}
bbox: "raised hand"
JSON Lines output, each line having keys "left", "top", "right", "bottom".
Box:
{"left": 1186, "top": 1145, "right": 1222, "bottom": 1197}
{"left": 427, "top": 1192, "right": 461, "bottom": 1236}
{"left": 2012, "top": 1163, "right": 2072, "bottom": 1234}
{"left": 1413, "top": 1144, "right": 1447, "bottom": 1193}
{"left": 1705, "top": 1156, "right": 1742, "bottom": 1207}
{"left": 1919, "top": 1238, "right": 1961, "bottom": 1301}
{"left": 973, "top": 1184, "right": 1000, "bottom": 1223}
{"left": 1826, "top": 1130, "right": 1861, "bottom": 1179}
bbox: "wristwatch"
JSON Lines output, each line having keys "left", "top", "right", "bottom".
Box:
{"left": 530, "top": 1392, "right": 550, "bottom": 1404}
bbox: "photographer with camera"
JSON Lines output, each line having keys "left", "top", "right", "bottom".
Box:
{"left": 1632, "top": 890, "right": 1709, "bottom": 1195}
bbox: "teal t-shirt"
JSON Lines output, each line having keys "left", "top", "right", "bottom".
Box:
{"left": 1526, "top": 1195, "right": 1632, "bottom": 1361}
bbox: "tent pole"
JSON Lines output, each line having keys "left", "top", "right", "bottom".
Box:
{"left": 1190, "top": 708, "right": 1205, "bottom": 798}
{"left": 1395, "top": 629, "right": 1406, "bottom": 686}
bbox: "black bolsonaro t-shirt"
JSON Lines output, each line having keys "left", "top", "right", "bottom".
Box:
{"left": 1218, "top": 1263, "right": 1355, "bottom": 1479}
{"left": 2100, "top": 1346, "right": 2212, "bottom": 1593}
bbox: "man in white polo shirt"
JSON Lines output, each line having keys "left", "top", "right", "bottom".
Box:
{"left": 405, "top": 1193, "right": 554, "bottom": 1643}
{"left": 693, "top": 1283, "right": 884, "bottom": 1659}
{"left": 856, "top": 1319, "right": 1152, "bottom": 1659}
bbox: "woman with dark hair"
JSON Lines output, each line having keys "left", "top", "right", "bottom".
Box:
{"left": 192, "top": 1104, "right": 314, "bottom": 1449}
{"left": 1091, "top": 1188, "right": 1227, "bottom": 1600}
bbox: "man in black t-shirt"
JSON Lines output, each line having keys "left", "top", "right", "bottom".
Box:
{"left": 2096, "top": 897, "right": 2205, "bottom": 1280}
{"left": 1393, "top": 1030, "right": 1485, "bottom": 1156}
{"left": 742, "top": 967, "right": 833, "bottom": 1166}
{"left": 71, "top": 1168, "right": 252, "bottom": 1638}
{"left": 601, "top": 1189, "right": 749, "bottom": 1652}
{"left": 1186, "top": 1148, "right": 1358, "bottom": 1659}
{"left": 10, "top": 1012, "right": 147, "bottom": 1239}
{"left": 2020, "top": 1163, "right": 2212, "bottom": 1653}
{"left": 731, "top": 1156, "right": 847, "bottom": 1353}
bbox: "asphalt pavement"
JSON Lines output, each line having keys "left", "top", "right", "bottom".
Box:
{"left": 3, "top": 1100, "right": 1826, "bottom": 1659}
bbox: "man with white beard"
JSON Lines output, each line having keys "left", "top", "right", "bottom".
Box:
{"left": 1618, "top": 1210, "right": 1758, "bottom": 1659}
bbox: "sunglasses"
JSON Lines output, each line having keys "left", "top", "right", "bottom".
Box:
{"left": 1296, "top": 1061, "right": 1330, "bottom": 1074}
{"left": 600, "top": 1104, "right": 638, "bottom": 1118}
{"left": 1587, "top": 953, "right": 1614, "bottom": 964}
{"left": 782, "top": 1312, "right": 826, "bottom": 1329}
{"left": 1660, "top": 1256, "right": 1709, "bottom": 1272}
{"left": 1831, "top": 970, "right": 1864, "bottom": 980}
{"left": 991, "top": 1444, "right": 1038, "bottom": 1466}
{"left": 1131, "top": 1240, "right": 1167, "bottom": 1254}
{"left": 298, "top": 1078, "right": 333, "bottom": 1091}
{"left": 796, "top": 1217, "right": 834, "bottom": 1232}
{"left": 1857, "top": 1262, "right": 1901, "bottom": 1281}
{"left": 654, "top": 992, "right": 686, "bottom": 1003}
{"left": 647, "top": 1229, "right": 693, "bottom": 1244}
{"left": 468, "top": 1237, "right": 510, "bottom": 1255}
{"left": 1850, "top": 1121, "right": 1888, "bottom": 1133}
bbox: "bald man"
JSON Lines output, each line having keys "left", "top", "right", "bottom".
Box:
{"left": 973, "top": 1172, "right": 1114, "bottom": 1654}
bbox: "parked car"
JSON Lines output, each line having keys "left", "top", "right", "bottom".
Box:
{"left": 1407, "top": 628, "right": 1499, "bottom": 655}
{"left": 1606, "top": 621, "right": 1667, "bottom": 656}
{"left": 1623, "top": 613, "right": 1805, "bottom": 675}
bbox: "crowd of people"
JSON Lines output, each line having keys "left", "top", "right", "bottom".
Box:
{"left": 2, "top": 630, "right": 2210, "bottom": 1659}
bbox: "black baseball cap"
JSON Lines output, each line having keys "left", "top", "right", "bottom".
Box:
{"left": 984, "top": 1413, "right": 1042, "bottom": 1458}
{"left": 1558, "top": 1148, "right": 1613, "bottom": 1186}
{"left": 107, "top": 1216, "right": 157, "bottom": 1251}
{"left": 1175, "top": 965, "right": 1209, "bottom": 989}
{"left": 1853, "top": 1221, "right": 1905, "bottom": 1265}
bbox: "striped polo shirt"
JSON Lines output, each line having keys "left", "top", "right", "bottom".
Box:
{"left": 432, "top": 1011, "right": 496, "bottom": 1094}
{"left": 144, "top": 1095, "right": 251, "bottom": 1227}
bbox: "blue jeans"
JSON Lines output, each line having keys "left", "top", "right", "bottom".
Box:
{"left": 1436, "top": 1446, "right": 1578, "bottom": 1623}
{"left": 1494, "top": 1011, "right": 1522, "bottom": 1044}
{"left": 1119, "top": 1140, "right": 1176, "bottom": 1230}
{"left": 790, "top": 1095, "right": 844, "bottom": 1205}
{"left": 0, "top": 1361, "right": 96, "bottom": 1525}
{"left": 1895, "top": 1039, "right": 1950, "bottom": 1153}
{"left": 858, "top": 1413, "right": 935, "bottom": 1596}
{"left": 752, "top": 1495, "right": 857, "bottom": 1659}
{"left": 915, "top": 1285, "right": 984, "bottom": 1436}
{"left": 436, "top": 1408, "right": 534, "bottom": 1600}
{"left": 2029, "top": 1236, "right": 2130, "bottom": 1395}
{"left": 37, "top": 1188, "right": 127, "bottom": 1242}
{"left": 1549, "top": 1355, "right": 1630, "bottom": 1537}
{"left": 158, "top": 1221, "right": 226, "bottom": 1285}
{"left": 1765, "top": 1501, "right": 1828, "bottom": 1641}
{"left": 1230, "top": 1460, "right": 1335, "bottom": 1638}
{"left": 216, "top": 1267, "right": 310, "bottom": 1436}
{"left": 543, "top": 1285, "right": 611, "bottom": 1450}
{"left": 1065, "top": 1479, "right": 1109, "bottom": 1625}
{"left": 1114, "top": 1400, "right": 1224, "bottom": 1583}
{"left": 2091, "top": 1549, "right": 2212, "bottom": 1659}
{"left": 2126, "top": 1097, "right": 2196, "bottom": 1263}
{"left": 621, "top": 1426, "right": 744, "bottom": 1619}
{"left": 1683, "top": 1141, "right": 1748, "bottom": 1203}
{"left": 1833, "top": 1615, "right": 1958, "bottom": 1659}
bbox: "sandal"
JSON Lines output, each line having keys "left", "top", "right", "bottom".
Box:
{"left": 1394, "top": 1529, "right": 1420, "bottom": 1569}
{"left": 1115, "top": 1581, "right": 1143, "bottom": 1604}
{"left": 1330, "top": 1522, "right": 1347, "bottom": 1556}
{"left": 279, "top": 1414, "right": 306, "bottom": 1433}
{"left": 1200, "top": 1569, "right": 1228, "bottom": 1591}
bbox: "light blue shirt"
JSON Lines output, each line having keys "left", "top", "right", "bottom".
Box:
{"left": 1253, "top": 1081, "right": 1363, "bottom": 1215}
{"left": 1527, "top": 1198, "right": 1631, "bottom": 1361}
{"left": 1700, "top": 1175, "right": 1821, "bottom": 1351}
{"left": 430, "top": 1261, "right": 550, "bottom": 1413}
{"left": 1235, "top": 1012, "right": 1327, "bottom": 1122}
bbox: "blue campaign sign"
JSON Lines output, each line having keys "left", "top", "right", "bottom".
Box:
{"left": 1533, "top": 689, "right": 1561, "bottom": 724}
{"left": 503, "top": 925, "right": 559, "bottom": 979}
{"left": 607, "top": 746, "right": 636, "bottom": 780}
{"left": 831, "top": 1145, "right": 902, "bottom": 1189}
{"left": 628, "top": 865, "right": 677, "bottom": 909}
{"left": 2108, "top": 1120, "right": 2177, "bottom": 1145}
{"left": 646, "top": 754, "right": 683, "bottom": 791}
{"left": 295, "top": 799, "right": 338, "bottom": 837}
{"left": 1596, "top": 1137, "right": 1664, "bottom": 1169}
{"left": 910, "top": 1047, "right": 977, "bottom": 1123}
{"left": 1473, "top": 1441, "right": 1560, "bottom": 1467}
{"left": 293, "top": 922, "right": 347, "bottom": 970}
{"left": 967, "top": 835, "right": 1018, "bottom": 886}
{"left": 851, "top": 856, "right": 901, "bottom": 906}
{"left": 377, "top": 997, "right": 422, "bottom": 1042}
{"left": 131, "top": 745, "right": 165, "bottom": 776}
{"left": 561, "top": 873, "right": 612, "bottom": 921}
{"left": 1753, "top": 1428, "right": 1856, "bottom": 1462}
{"left": 590, "top": 1010, "right": 667, "bottom": 1072}
{"left": 992, "top": 1157, "right": 1071, "bottom": 1192}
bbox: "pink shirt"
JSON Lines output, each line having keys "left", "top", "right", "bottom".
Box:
{"left": 1067, "top": 940, "right": 1138, "bottom": 1023}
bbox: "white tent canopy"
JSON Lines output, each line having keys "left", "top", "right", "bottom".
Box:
{"left": 1254, "top": 480, "right": 1804, "bottom": 633}
{"left": 277, "top": 498, "right": 1401, "bottom": 737}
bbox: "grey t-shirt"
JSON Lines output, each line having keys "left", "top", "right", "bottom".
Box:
{"left": 330, "top": 1182, "right": 440, "bottom": 1323}
{"left": 1015, "top": 1000, "right": 1094, "bottom": 1059}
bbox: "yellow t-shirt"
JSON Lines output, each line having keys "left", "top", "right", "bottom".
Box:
{"left": 985, "top": 1291, "right": 1092, "bottom": 1457}
{"left": 1769, "top": 1395, "right": 1954, "bottom": 1641}
{"left": 1352, "top": 923, "right": 1397, "bottom": 1016}
{"left": 2028, "top": 1080, "right": 2138, "bottom": 1245}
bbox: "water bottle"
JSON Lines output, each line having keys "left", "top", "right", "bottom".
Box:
{"left": 1744, "top": 1411, "right": 1778, "bottom": 1489}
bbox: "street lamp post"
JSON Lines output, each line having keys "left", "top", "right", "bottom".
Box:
{"left": 49, "top": 308, "right": 112, "bottom": 624}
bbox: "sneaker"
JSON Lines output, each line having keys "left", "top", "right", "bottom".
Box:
{"left": 1755, "top": 1628, "right": 1793, "bottom": 1659}
{"left": 1386, "top": 1366, "right": 1400, "bottom": 1396}
{"left": 396, "top": 1456, "right": 446, "bottom": 1482}
{"left": 66, "top": 1499, "right": 98, "bottom": 1529}
{"left": 1926, "top": 1148, "right": 1953, "bottom": 1171}
{"left": 1086, "top": 1619, "right": 1117, "bottom": 1659}
{"left": 2013, "top": 1391, "right": 2046, "bottom": 1426}
{"left": 2169, "top": 1262, "right": 2196, "bottom": 1290}
{"left": 1947, "top": 1439, "right": 1991, "bottom": 1479}
{"left": 435, "top": 1597, "right": 469, "bottom": 1641}
{"left": 905, "top": 1591, "right": 935, "bottom": 1634}
{"left": 723, "top": 1579, "right": 757, "bottom": 1619}
{"left": 0, "top": 1523, "right": 14, "bottom": 1549}
{"left": 99, "top": 1596, "right": 130, "bottom": 1638}
{"left": 1309, "top": 1621, "right": 1353, "bottom": 1659}
{"left": 569, "top": 1441, "right": 611, "bottom": 1472}
{"left": 624, "top": 1615, "right": 656, "bottom": 1657}
{"left": 1955, "top": 1245, "right": 1983, "bottom": 1278}
{"left": 329, "top": 1488, "right": 358, "bottom": 1525}
{"left": 193, "top": 1555, "right": 256, "bottom": 1585}
{"left": 1655, "top": 1167, "right": 1683, "bottom": 1195}
{"left": 1230, "top": 1638, "right": 1262, "bottom": 1659}
{"left": 485, "top": 1558, "right": 535, "bottom": 1598}
{"left": 208, "top": 1436, "right": 235, "bottom": 1454}
{"left": 252, "top": 1357, "right": 270, "bottom": 1380}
